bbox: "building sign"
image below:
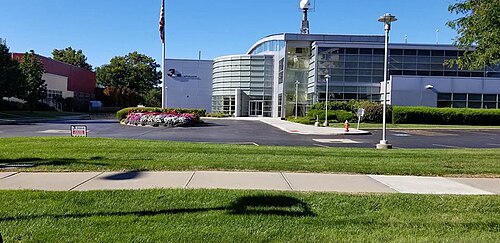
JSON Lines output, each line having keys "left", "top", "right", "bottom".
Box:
{"left": 167, "top": 68, "right": 201, "bottom": 82}
{"left": 356, "top": 108, "right": 365, "bottom": 118}
{"left": 71, "top": 125, "right": 87, "bottom": 137}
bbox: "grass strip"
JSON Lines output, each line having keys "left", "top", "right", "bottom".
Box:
{"left": 0, "top": 111, "right": 84, "bottom": 119}
{"left": 0, "top": 137, "right": 499, "bottom": 176}
{"left": 0, "top": 189, "right": 498, "bottom": 242}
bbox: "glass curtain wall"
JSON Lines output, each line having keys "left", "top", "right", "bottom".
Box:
{"left": 313, "top": 47, "right": 384, "bottom": 103}
{"left": 285, "top": 47, "right": 310, "bottom": 117}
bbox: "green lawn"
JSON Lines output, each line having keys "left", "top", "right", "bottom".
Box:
{"left": 1, "top": 137, "right": 499, "bottom": 177}
{"left": 0, "top": 189, "right": 498, "bottom": 242}
{"left": 0, "top": 111, "right": 85, "bottom": 120}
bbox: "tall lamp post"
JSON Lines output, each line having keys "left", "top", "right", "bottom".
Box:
{"left": 377, "top": 13, "right": 397, "bottom": 149}
{"left": 295, "top": 80, "right": 300, "bottom": 119}
{"left": 324, "top": 74, "right": 330, "bottom": 127}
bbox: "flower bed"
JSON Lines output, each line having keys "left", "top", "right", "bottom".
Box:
{"left": 123, "top": 111, "right": 200, "bottom": 127}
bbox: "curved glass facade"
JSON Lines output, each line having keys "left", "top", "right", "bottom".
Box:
{"left": 250, "top": 40, "right": 285, "bottom": 55}
{"left": 212, "top": 55, "right": 274, "bottom": 116}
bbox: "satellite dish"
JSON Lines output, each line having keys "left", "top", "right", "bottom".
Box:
{"left": 300, "top": 0, "right": 310, "bottom": 9}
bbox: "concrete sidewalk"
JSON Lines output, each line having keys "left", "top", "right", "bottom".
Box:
{"left": 1, "top": 171, "right": 498, "bottom": 195}
{"left": 205, "top": 117, "right": 370, "bottom": 135}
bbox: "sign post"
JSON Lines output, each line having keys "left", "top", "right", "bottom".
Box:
{"left": 356, "top": 108, "right": 365, "bottom": 130}
{"left": 70, "top": 125, "right": 87, "bottom": 137}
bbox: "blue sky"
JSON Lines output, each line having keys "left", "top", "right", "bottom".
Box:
{"left": 1, "top": 0, "right": 459, "bottom": 68}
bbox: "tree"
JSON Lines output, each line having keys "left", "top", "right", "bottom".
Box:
{"left": 96, "top": 51, "right": 161, "bottom": 106}
{"left": 52, "top": 47, "right": 93, "bottom": 71}
{"left": 142, "top": 87, "right": 162, "bottom": 107}
{"left": 0, "top": 43, "right": 25, "bottom": 98}
{"left": 19, "top": 50, "right": 47, "bottom": 111}
{"left": 447, "top": 0, "right": 500, "bottom": 69}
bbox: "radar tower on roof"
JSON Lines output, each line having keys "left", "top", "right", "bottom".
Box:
{"left": 300, "top": 0, "right": 311, "bottom": 34}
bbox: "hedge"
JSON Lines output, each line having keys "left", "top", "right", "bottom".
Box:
{"left": 392, "top": 106, "right": 500, "bottom": 125}
{"left": 116, "top": 107, "right": 206, "bottom": 121}
{"left": 306, "top": 101, "right": 390, "bottom": 123}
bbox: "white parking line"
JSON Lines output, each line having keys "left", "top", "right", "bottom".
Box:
{"left": 312, "top": 139, "right": 361, "bottom": 144}
{"left": 37, "top": 130, "right": 70, "bottom": 134}
{"left": 487, "top": 143, "right": 500, "bottom": 147}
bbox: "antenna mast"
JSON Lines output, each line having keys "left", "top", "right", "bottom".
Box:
{"left": 300, "top": 0, "right": 311, "bottom": 34}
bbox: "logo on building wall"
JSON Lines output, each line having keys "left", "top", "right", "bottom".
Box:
{"left": 167, "top": 68, "right": 201, "bottom": 82}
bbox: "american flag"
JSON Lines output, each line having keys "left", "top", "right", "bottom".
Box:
{"left": 159, "top": 0, "right": 165, "bottom": 43}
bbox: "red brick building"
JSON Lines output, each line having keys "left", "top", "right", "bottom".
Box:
{"left": 11, "top": 53, "right": 96, "bottom": 105}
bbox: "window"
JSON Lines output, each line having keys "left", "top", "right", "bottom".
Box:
{"left": 404, "top": 49, "right": 417, "bottom": 55}
{"left": 390, "top": 49, "right": 403, "bottom": 55}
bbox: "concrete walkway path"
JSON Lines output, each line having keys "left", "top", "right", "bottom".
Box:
{"left": 1, "top": 171, "right": 498, "bottom": 195}
{"left": 206, "top": 117, "right": 370, "bottom": 135}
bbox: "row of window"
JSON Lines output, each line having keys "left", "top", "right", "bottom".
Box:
{"left": 47, "top": 90, "right": 63, "bottom": 99}
{"left": 437, "top": 93, "right": 500, "bottom": 109}
{"left": 250, "top": 40, "right": 285, "bottom": 55}
{"left": 317, "top": 47, "right": 465, "bottom": 57}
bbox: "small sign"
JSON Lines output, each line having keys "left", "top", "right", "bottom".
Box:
{"left": 357, "top": 108, "right": 365, "bottom": 118}
{"left": 71, "top": 125, "right": 87, "bottom": 137}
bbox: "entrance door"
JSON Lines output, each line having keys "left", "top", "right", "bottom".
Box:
{"left": 249, "top": 101, "right": 263, "bottom": 116}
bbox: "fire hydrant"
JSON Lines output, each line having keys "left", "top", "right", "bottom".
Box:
{"left": 343, "top": 120, "right": 350, "bottom": 132}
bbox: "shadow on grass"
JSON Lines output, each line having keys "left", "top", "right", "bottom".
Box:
{"left": 0, "top": 195, "right": 315, "bottom": 222}
{"left": 228, "top": 195, "right": 316, "bottom": 217}
{"left": 0, "top": 157, "right": 108, "bottom": 169}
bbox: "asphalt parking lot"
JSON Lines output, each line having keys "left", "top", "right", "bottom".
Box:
{"left": 1, "top": 118, "right": 500, "bottom": 149}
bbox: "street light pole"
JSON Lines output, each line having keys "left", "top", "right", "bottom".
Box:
{"left": 295, "top": 80, "right": 300, "bottom": 119}
{"left": 324, "top": 74, "right": 330, "bottom": 127}
{"left": 377, "top": 13, "right": 397, "bottom": 149}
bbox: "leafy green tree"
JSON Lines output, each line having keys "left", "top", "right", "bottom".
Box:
{"left": 52, "top": 47, "right": 93, "bottom": 71}
{"left": 447, "top": 0, "right": 500, "bottom": 69}
{"left": 20, "top": 50, "right": 47, "bottom": 111}
{"left": 0, "top": 43, "right": 26, "bottom": 98}
{"left": 96, "top": 52, "right": 161, "bottom": 106}
{"left": 142, "top": 87, "right": 162, "bottom": 107}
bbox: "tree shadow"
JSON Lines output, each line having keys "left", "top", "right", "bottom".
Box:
{"left": 102, "top": 170, "right": 142, "bottom": 180}
{"left": 228, "top": 195, "right": 316, "bottom": 217}
{"left": 0, "top": 195, "right": 316, "bottom": 222}
{"left": 0, "top": 157, "right": 108, "bottom": 169}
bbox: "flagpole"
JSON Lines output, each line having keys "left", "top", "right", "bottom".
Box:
{"left": 162, "top": 36, "right": 166, "bottom": 108}
{"left": 161, "top": 0, "right": 167, "bottom": 109}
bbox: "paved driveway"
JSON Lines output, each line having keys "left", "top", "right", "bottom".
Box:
{"left": 1, "top": 118, "right": 500, "bottom": 148}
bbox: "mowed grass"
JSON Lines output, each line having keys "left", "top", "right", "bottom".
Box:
{"left": 0, "top": 137, "right": 499, "bottom": 176}
{"left": 0, "top": 111, "right": 84, "bottom": 119}
{"left": 0, "top": 189, "right": 499, "bottom": 242}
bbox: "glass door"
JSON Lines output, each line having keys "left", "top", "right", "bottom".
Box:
{"left": 249, "top": 101, "right": 263, "bottom": 116}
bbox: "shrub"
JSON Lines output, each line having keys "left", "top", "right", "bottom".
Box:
{"left": 286, "top": 116, "right": 316, "bottom": 125}
{"left": 333, "top": 110, "right": 354, "bottom": 123}
{"left": 393, "top": 106, "right": 500, "bottom": 125}
{"left": 205, "top": 112, "right": 232, "bottom": 118}
{"left": 306, "top": 100, "right": 378, "bottom": 123}
{"left": 309, "top": 100, "right": 360, "bottom": 113}
{"left": 305, "top": 109, "right": 339, "bottom": 123}
{"left": 116, "top": 107, "right": 206, "bottom": 121}
{"left": 360, "top": 102, "right": 392, "bottom": 123}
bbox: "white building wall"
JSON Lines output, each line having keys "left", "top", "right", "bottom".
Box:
{"left": 164, "top": 59, "right": 213, "bottom": 112}
{"left": 42, "top": 73, "right": 74, "bottom": 98}
{"left": 390, "top": 76, "right": 500, "bottom": 107}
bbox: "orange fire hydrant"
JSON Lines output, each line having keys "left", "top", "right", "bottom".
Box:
{"left": 343, "top": 120, "right": 350, "bottom": 132}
